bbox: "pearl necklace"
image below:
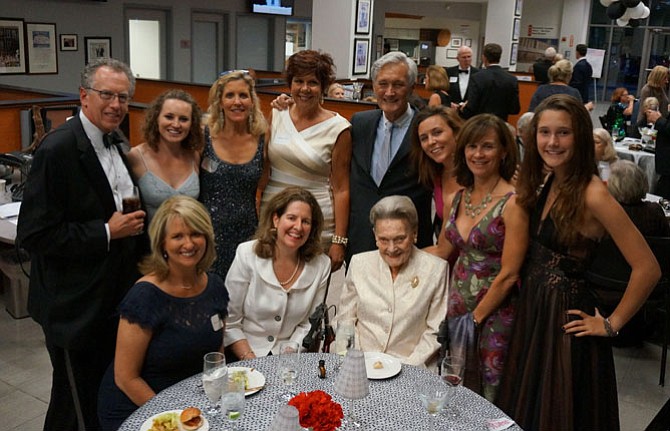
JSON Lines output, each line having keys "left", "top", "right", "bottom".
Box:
{"left": 464, "top": 177, "right": 501, "bottom": 218}
{"left": 277, "top": 258, "right": 301, "bottom": 286}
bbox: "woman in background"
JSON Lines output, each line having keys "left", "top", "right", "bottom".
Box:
{"left": 261, "top": 50, "right": 352, "bottom": 271}
{"left": 605, "top": 87, "right": 635, "bottom": 134}
{"left": 637, "top": 65, "right": 669, "bottom": 124}
{"left": 225, "top": 187, "right": 330, "bottom": 359}
{"left": 200, "top": 70, "right": 268, "bottom": 280}
{"left": 127, "top": 89, "right": 203, "bottom": 223}
{"left": 424, "top": 65, "right": 451, "bottom": 108}
{"left": 498, "top": 94, "right": 660, "bottom": 430}
{"left": 528, "top": 59, "right": 582, "bottom": 112}
{"left": 427, "top": 114, "right": 527, "bottom": 401}
{"left": 98, "top": 196, "right": 227, "bottom": 430}
{"left": 410, "top": 106, "right": 463, "bottom": 240}
{"left": 327, "top": 83, "right": 345, "bottom": 99}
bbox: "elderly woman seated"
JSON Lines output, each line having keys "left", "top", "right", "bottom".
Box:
{"left": 337, "top": 195, "right": 448, "bottom": 367}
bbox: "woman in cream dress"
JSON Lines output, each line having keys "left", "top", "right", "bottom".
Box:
{"left": 261, "top": 50, "right": 352, "bottom": 271}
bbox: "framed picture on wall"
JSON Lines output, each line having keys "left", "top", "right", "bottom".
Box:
{"left": 375, "top": 34, "right": 383, "bottom": 59}
{"left": 26, "top": 22, "right": 58, "bottom": 74}
{"left": 465, "top": 39, "right": 472, "bottom": 47}
{"left": 0, "top": 18, "right": 26, "bottom": 74}
{"left": 515, "top": 0, "right": 523, "bottom": 16}
{"left": 512, "top": 18, "right": 520, "bottom": 41}
{"left": 510, "top": 43, "right": 518, "bottom": 66}
{"left": 447, "top": 49, "right": 458, "bottom": 59}
{"left": 353, "top": 38, "right": 369, "bottom": 75}
{"left": 84, "top": 37, "right": 111, "bottom": 64}
{"left": 60, "top": 34, "right": 77, "bottom": 51}
{"left": 355, "top": 0, "right": 371, "bottom": 34}
{"left": 451, "top": 38, "right": 462, "bottom": 48}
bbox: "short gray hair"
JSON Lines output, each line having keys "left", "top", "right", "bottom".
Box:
{"left": 371, "top": 51, "right": 417, "bottom": 87}
{"left": 607, "top": 160, "right": 648, "bottom": 204}
{"left": 81, "top": 58, "right": 136, "bottom": 96}
{"left": 544, "top": 47, "right": 557, "bottom": 59}
{"left": 369, "top": 195, "right": 418, "bottom": 232}
{"left": 517, "top": 112, "right": 534, "bottom": 136}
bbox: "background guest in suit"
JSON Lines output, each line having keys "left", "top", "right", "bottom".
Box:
{"left": 17, "top": 58, "right": 146, "bottom": 431}
{"left": 569, "top": 43, "right": 593, "bottom": 104}
{"left": 532, "top": 47, "right": 556, "bottom": 84}
{"left": 348, "top": 51, "right": 433, "bottom": 260}
{"left": 461, "top": 43, "right": 520, "bottom": 121}
{"left": 645, "top": 104, "right": 670, "bottom": 198}
{"left": 446, "top": 46, "right": 478, "bottom": 107}
{"left": 338, "top": 195, "right": 447, "bottom": 367}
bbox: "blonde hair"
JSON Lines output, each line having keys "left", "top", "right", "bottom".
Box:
{"left": 139, "top": 196, "right": 216, "bottom": 279}
{"left": 593, "top": 128, "right": 617, "bottom": 163}
{"left": 647, "top": 66, "right": 669, "bottom": 89}
{"left": 425, "top": 65, "right": 449, "bottom": 92}
{"left": 206, "top": 71, "right": 267, "bottom": 137}
{"left": 548, "top": 59, "right": 573, "bottom": 84}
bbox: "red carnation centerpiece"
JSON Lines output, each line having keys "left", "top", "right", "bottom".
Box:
{"left": 288, "top": 390, "right": 344, "bottom": 431}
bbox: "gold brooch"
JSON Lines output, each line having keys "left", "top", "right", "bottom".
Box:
{"left": 411, "top": 276, "right": 419, "bottom": 288}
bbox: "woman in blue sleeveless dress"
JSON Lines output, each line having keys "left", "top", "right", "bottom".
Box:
{"left": 127, "top": 89, "right": 203, "bottom": 225}
{"left": 427, "top": 114, "right": 528, "bottom": 401}
{"left": 200, "top": 71, "right": 268, "bottom": 281}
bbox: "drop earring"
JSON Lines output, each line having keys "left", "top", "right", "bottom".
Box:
{"left": 163, "top": 251, "right": 168, "bottom": 260}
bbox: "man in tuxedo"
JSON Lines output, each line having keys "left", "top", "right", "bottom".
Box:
{"left": 347, "top": 51, "right": 432, "bottom": 260}
{"left": 570, "top": 43, "right": 593, "bottom": 103}
{"left": 446, "top": 46, "right": 478, "bottom": 106}
{"left": 461, "top": 43, "right": 520, "bottom": 121}
{"left": 17, "top": 58, "right": 146, "bottom": 431}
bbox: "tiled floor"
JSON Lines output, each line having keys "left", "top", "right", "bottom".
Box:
{"left": 0, "top": 293, "right": 669, "bottom": 431}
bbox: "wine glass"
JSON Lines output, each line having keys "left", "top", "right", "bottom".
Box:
{"left": 334, "top": 319, "right": 355, "bottom": 372}
{"left": 277, "top": 340, "right": 300, "bottom": 402}
{"left": 221, "top": 376, "right": 246, "bottom": 430}
{"left": 441, "top": 354, "right": 465, "bottom": 417}
{"left": 202, "top": 352, "right": 227, "bottom": 415}
{"left": 122, "top": 186, "right": 142, "bottom": 214}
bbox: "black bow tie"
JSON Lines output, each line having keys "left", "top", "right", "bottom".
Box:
{"left": 103, "top": 132, "right": 123, "bottom": 149}
{"left": 459, "top": 69, "right": 469, "bottom": 74}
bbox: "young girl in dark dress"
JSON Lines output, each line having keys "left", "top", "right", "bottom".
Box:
{"left": 497, "top": 94, "right": 660, "bottom": 430}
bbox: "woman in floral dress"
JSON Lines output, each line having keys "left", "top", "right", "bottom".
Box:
{"left": 427, "top": 114, "right": 528, "bottom": 401}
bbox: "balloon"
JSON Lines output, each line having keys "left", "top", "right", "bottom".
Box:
{"left": 607, "top": 1, "right": 627, "bottom": 20}
{"left": 617, "top": 18, "right": 629, "bottom": 26}
{"left": 629, "top": 18, "right": 641, "bottom": 27}
{"left": 600, "top": 0, "right": 615, "bottom": 5}
{"left": 629, "top": 3, "right": 647, "bottom": 18}
{"left": 622, "top": 0, "right": 640, "bottom": 7}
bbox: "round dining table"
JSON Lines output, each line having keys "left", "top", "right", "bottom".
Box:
{"left": 119, "top": 352, "right": 520, "bottom": 430}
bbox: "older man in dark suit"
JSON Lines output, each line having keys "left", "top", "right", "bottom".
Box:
{"left": 461, "top": 43, "right": 520, "bottom": 122}
{"left": 446, "top": 46, "right": 479, "bottom": 106}
{"left": 17, "top": 58, "right": 145, "bottom": 431}
{"left": 347, "top": 52, "right": 432, "bottom": 260}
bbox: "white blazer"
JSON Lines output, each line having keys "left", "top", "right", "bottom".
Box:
{"left": 224, "top": 240, "right": 330, "bottom": 356}
{"left": 338, "top": 247, "right": 448, "bottom": 367}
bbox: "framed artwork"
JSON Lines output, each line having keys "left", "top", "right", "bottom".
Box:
{"left": 512, "top": 18, "right": 520, "bottom": 41}
{"left": 353, "top": 38, "right": 369, "bottom": 75}
{"left": 84, "top": 36, "right": 111, "bottom": 64}
{"left": 510, "top": 43, "right": 518, "bottom": 66}
{"left": 447, "top": 49, "right": 458, "bottom": 59}
{"left": 26, "top": 22, "right": 58, "bottom": 74}
{"left": 0, "top": 18, "right": 26, "bottom": 74}
{"left": 465, "top": 38, "right": 472, "bottom": 48}
{"left": 60, "top": 34, "right": 77, "bottom": 51}
{"left": 451, "top": 38, "right": 462, "bottom": 48}
{"left": 515, "top": 0, "right": 523, "bottom": 16}
{"left": 375, "top": 34, "right": 383, "bottom": 59}
{"left": 355, "top": 0, "right": 371, "bottom": 35}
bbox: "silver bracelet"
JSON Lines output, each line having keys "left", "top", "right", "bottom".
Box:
{"left": 604, "top": 317, "right": 619, "bottom": 337}
{"left": 332, "top": 235, "right": 348, "bottom": 246}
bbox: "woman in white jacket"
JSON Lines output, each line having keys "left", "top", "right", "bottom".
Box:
{"left": 224, "top": 187, "right": 330, "bottom": 359}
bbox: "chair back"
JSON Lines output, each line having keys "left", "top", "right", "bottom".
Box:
{"left": 587, "top": 236, "right": 630, "bottom": 290}
{"left": 600, "top": 115, "right": 610, "bottom": 131}
{"left": 646, "top": 236, "right": 670, "bottom": 291}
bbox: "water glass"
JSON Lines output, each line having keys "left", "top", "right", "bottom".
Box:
{"left": 221, "top": 376, "right": 245, "bottom": 429}
{"left": 417, "top": 381, "right": 449, "bottom": 416}
{"left": 334, "top": 319, "right": 356, "bottom": 356}
{"left": 277, "top": 341, "right": 300, "bottom": 401}
{"left": 202, "top": 352, "right": 227, "bottom": 415}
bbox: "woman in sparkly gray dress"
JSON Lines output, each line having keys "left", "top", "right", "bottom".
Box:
{"left": 200, "top": 71, "right": 268, "bottom": 280}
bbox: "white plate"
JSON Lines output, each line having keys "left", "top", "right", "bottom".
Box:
{"left": 228, "top": 366, "right": 266, "bottom": 396}
{"left": 364, "top": 352, "right": 402, "bottom": 379}
{"left": 139, "top": 409, "right": 210, "bottom": 431}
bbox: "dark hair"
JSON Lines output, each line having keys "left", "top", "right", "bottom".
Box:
{"left": 410, "top": 106, "right": 463, "bottom": 188}
{"left": 483, "top": 43, "right": 502, "bottom": 63}
{"left": 576, "top": 44, "right": 588, "bottom": 56}
{"left": 454, "top": 114, "right": 517, "bottom": 187}
{"left": 254, "top": 187, "right": 324, "bottom": 261}
{"left": 285, "top": 50, "right": 336, "bottom": 92}
{"left": 141, "top": 89, "right": 204, "bottom": 152}
{"left": 517, "top": 94, "right": 597, "bottom": 246}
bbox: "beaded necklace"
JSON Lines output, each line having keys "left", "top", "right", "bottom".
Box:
{"left": 464, "top": 177, "right": 501, "bottom": 218}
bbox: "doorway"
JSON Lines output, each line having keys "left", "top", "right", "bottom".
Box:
{"left": 125, "top": 7, "right": 168, "bottom": 80}
{"left": 192, "top": 12, "right": 226, "bottom": 84}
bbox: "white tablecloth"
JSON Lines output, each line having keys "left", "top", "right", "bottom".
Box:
{"left": 615, "top": 138, "right": 657, "bottom": 192}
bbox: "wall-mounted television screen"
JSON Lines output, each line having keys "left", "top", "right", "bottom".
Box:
{"left": 251, "top": 0, "right": 294, "bottom": 16}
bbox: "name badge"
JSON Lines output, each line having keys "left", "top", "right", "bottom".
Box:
{"left": 449, "top": 76, "right": 458, "bottom": 83}
{"left": 211, "top": 314, "right": 223, "bottom": 331}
